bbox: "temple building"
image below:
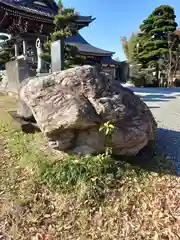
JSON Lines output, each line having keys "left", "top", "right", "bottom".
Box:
{"left": 0, "top": 0, "right": 122, "bottom": 79}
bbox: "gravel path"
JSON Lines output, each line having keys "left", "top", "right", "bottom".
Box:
{"left": 132, "top": 87, "right": 180, "bottom": 175}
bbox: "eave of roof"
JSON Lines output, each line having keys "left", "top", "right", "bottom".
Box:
{"left": 101, "top": 56, "right": 120, "bottom": 65}
{"left": 0, "top": 0, "right": 95, "bottom": 24}
{"left": 66, "top": 34, "right": 114, "bottom": 57}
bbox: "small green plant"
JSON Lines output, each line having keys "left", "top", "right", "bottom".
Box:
{"left": 39, "top": 155, "right": 107, "bottom": 191}
{"left": 99, "top": 121, "right": 115, "bottom": 156}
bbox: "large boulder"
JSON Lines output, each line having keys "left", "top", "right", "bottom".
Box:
{"left": 19, "top": 65, "right": 157, "bottom": 155}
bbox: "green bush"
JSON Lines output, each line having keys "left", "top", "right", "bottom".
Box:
{"left": 131, "top": 72, "right": 146, "bottom": 87}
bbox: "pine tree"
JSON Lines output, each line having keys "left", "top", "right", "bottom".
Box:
{"left": 0, "top": 35, "right": 15, "bottom": 69}
{"left": 41, "top": 0, "right": 84, "bottom": 69}
{"left": 137, "top": 5, "right": 178, "bottom": 67}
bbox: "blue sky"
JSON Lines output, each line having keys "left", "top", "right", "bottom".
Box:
{"left": 62, "top": 0, "right": 180, "bottom": 60}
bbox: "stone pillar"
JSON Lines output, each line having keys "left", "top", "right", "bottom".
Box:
{"left": 114, "top": 67, "right": 116, "bottom": 78}
{"left": 23, "top": 40, "right": 27, "bottom": 60}
{"left": 14, "top": 43, "right": 19, "bottom": 58}
{"left": 5, "top": 59, "right": 29, "bottom": 93}
{"left": 51, "top": 39, "right": 64, "bottom": 72}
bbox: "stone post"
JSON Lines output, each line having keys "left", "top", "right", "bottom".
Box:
{"left": 14, "top": 43, "right": 19, "bottom": 58}
{"left": 5, "top": 59, "right": 33, "bottom": 120}
{"left": 51, "top": 39, "right": 64, "bottom": 73}
{"left": 113, "top": 67, "right": 116, "bottom": 78}
{"left": 22, "top": 40, "right": 27, "bottom": 60}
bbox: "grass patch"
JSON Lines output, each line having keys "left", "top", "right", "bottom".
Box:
{"left": 0, "top": 94, "right": 180, "bottom": 240}
{"left": 38, "top": 154, "right": 149, "bottom": 198}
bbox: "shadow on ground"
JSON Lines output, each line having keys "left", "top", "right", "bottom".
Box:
{"left": 115, "top": 127, "right": 180, "bottom": 177}
{"left": 142, "top": 95, "right": 176, "bottom": 101}
{"left": 128, "top": 87, "right": 180, "bottom": 95}
{"left": 148, "top": 106, "right": 160, "bottom": 109}
{"left": 9, "top": 111, "right": 41, "bottom": 133}
{"left": 140, "top": 94, "right": 176, "bottom": 102}
{"left": 128, "top": 87, "right": 180, "bottom": 103}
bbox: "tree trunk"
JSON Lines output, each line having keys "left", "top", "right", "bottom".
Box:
{"left": 167, "top": 73, "right": 173, "bottom": 87}
{"left": 156, "top": 62, "right": 160, "bottom": 87}
{"left": 168, "top": 45, "right": 173, "bottom": 87}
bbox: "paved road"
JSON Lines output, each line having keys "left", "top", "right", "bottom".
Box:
{"left": 130, "top": 87, "right": 180, "bottom": 175}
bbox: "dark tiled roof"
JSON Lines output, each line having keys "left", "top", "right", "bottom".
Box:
{"left": 0, "top": 1, "right": 113, "bottom": 57}
{"left": 101, "top": 56, "right": 120, "bottom": 65}
{"left": 0, "top": 0, "right": 95, "bottom": 24}
{"left": 1, "top": 0, "right": 56, "bottom": 17}
{"left": 66, "top": 34, "right": 114, "bottom": 56}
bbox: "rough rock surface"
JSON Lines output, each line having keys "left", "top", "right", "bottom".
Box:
{"left": 19, "top": 65, "right": 157, "bottom": 155}
{"left": 0, "top": 70, "right": 8, "bottom": 91}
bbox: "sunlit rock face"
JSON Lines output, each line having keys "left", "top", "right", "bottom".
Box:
{"left": 19, "top": 65, "right": 157, "bottom": 156}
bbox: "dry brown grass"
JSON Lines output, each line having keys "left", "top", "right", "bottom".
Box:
{"left": 0, "top": 94, "right": 180, "bottom": 240}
